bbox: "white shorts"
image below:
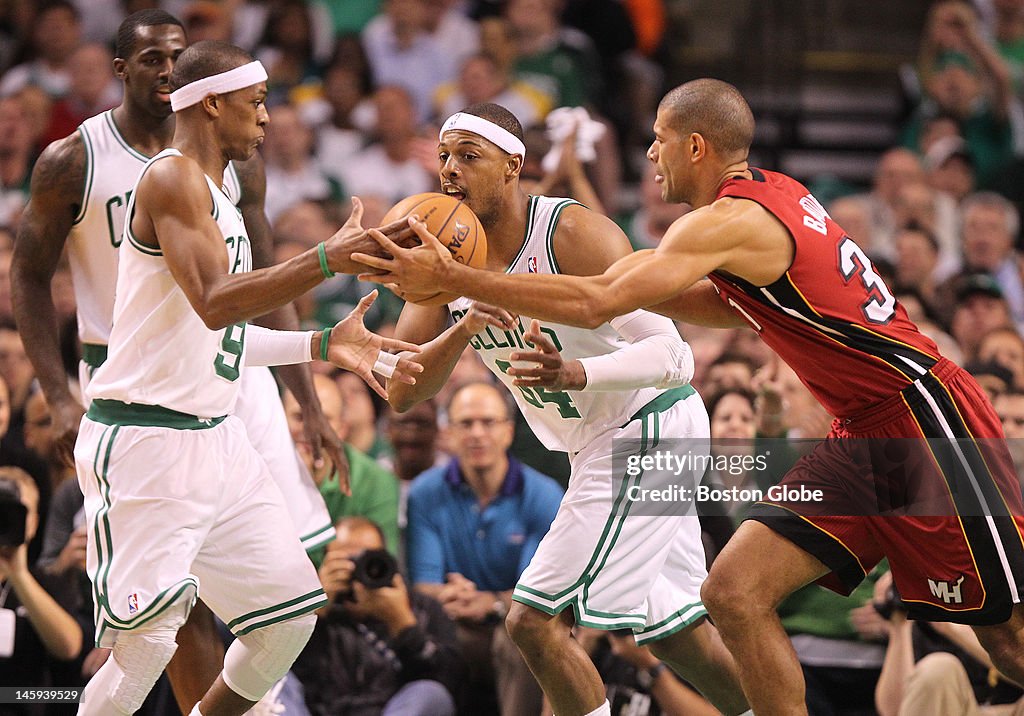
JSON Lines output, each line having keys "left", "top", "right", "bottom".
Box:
{"left": 513, "top": 388, "right": 710, "bottom": 645}
{"left": 234, "top": 367, "right": 334, "bottom": 551}
{"left": 75, "top": 408, "right": 326, "bottom": 648}
{"left": 81, "top": 359, "right": 334, "bottom": 552}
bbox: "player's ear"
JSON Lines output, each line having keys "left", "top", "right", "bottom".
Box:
{"left": 507, "top": 154, "right": 523, "bottom": 178}
{"left": 202, "top": 94, "right": 221, "bottom": 117}
{"left": 690, "top": 133, "right": 705, "bottom": 162}
{"left": 113, "top": 58, "right": 128, "bottom": 81}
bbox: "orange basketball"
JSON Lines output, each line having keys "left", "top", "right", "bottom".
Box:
{"left": 381, "top": 192, "right": 487, "bottom": 306}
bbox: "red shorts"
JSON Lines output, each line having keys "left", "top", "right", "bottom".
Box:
{"left": 747, "top": 359, "right": 1024, "bottom": 625}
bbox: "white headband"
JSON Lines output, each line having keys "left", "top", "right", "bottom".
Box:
{"left": 439, "top": 112, "right": 526, "bottom": 157}
{"left": 170, "top": 61, "right": 268, "bottom": 112}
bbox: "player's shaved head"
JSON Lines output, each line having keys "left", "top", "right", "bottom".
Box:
{"left": 660, "top": 79, "right": 754, "bottom": 159}
{"left": 116, "top": 9, "right": 184, "bottom": 59}
{"left": 461, "top": 102, "right": 525, "bottom": 144}
{"left": 169, "top": 40, "right": 253, "bottom": 92}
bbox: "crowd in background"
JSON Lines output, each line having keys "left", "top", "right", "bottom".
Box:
{"left": 3, "top": 0, "right": 1024, "bottom": 714}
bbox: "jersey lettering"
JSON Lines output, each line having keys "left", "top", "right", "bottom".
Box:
{"left": 800, "top": 194, "right": 829, "bottom": 236}
{"left": 105, "top": 192, "right": 131, "bottom": 247}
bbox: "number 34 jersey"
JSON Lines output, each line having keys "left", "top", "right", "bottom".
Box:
{"left": 449, "top": 195, "right": 670, "bottom": 455}
{"left": 87, "top": 149, "right": 252, "bottom": 420}
{"left": 708, "top": 168, "right": 941, "bottom": 419}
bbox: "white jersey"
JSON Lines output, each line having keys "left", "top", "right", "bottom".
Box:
{"left": 68, "top": 110, "right": 242, "bottom": 348}
{"left": 448, "top": 195, "right": 666, "bottom": 454}
{"left": 87, "top": 149, "right": 251, "bottom": 419}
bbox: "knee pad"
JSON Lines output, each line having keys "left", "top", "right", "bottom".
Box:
{"left": 222, "top": 613, "right": 316, "bottom": 702}
{"left": 79, "top": 627, "right": 181, "bottom": 715}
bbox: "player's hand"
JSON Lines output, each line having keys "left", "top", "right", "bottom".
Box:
{"left": 51, "top": 396, "right": 85, "bottom": 468}
{"left": 507, "top": 319, "right": 586, "bottom": 391}
{"left": 352, "top": 218, "right": 454, "bottom": 297}
{"left": 460, "top": 302, "right": 517, "bottom": 336}
{"left": 301, "top": 403, "right": 350, "bottom": 496}
{"left": 326, "top": 291, "right": 424, "bottom": 400}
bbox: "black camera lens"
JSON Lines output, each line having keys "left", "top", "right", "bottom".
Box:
{"left": 351, "top": 549, "right": 399, "bottom": 590}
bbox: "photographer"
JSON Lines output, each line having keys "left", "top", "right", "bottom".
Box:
{"left": 0, "top": 466, "right": 82, "bottom": 715}
{"left": 291, "top": 516, "right": 463, "bottom": 716}
{"left": 874, "top": 571, "right": 1024, "bottom": 716}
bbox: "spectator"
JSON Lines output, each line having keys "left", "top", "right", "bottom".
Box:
{"left": 433, "top": 52, "right": 549, "bottom": 130}
{"left": 503, "top": 0, "right": 602, "bottom": 109}
{"left": 420, "top": 0, "right": 479, "bottom": 68}
{"left": 261, "top": 102, "right": 343, "bottom": 221}
{"left": 283, "top": 374, "right": 400, "bottom": 556}
{"left": 923, "top": 134, "right": 977, "bottom": 203}
{"left": 253, "top": 0, "right": 324, "bottom": 105}
{"left": 38, "top": 42, "right": 120, "bottom": 147}
{"left": 0, "top": 0, "right": 81, "bottom": 99}
{"left": 311, "top": 63, "right": 371, "bottom": 175}
{"left": 853, "top": 147, "right": 927, "bottom": 264}
{"left": 950, "top": 274, "right": 1016, "bottom": 362}
{"left": 292, "top": 516, "right": 463, "bottom": 716}
{"left": 361, "top": 0, "right": 460, "bottom": 123}
{"left": 874, "top": 571, "right": 1024, "bottom": 716}
{"left": 0, "top": 95, "right": 34, "bottom": 227}
{"left": 336, "top": 85, "right": 434, "bottom": 206}
{"left": 336, "top": 369, "right": 388, "bottom": 459}
{"left": 890, "top": 179, "right": 961, "bottom": 281}
{"left": 995, "top": 388, "right": 1024, "bottom": 481}
{"left": 0, "top": 465, "right": 82, "bottom": 711}
{"left": 907, "top": 0, "right": 1018, "bottom": 184}
{"left": 702, "top": 351, "right": 757, "bottom": 396}
{"left": 827, "top": 195, "right": 879, "bottom": 258}
{"left": 0, "top": 321, "right": 34, "bottom": 445}
{"left": 407, "top": 381, "right": 561, "bottom": 716}
{"left": 978, "top": 325, "right": 1024, "bottom": 388}
{"left": 180, "top": 0, "right": 232, "bottom": 43}
{"left": 894, "top": 224, "right": 942, "bottom": 310}
{"left": 384, "top": 398, "right": 443, "bottom": 527}
{"left": 0, "top": 375, "right": 49, "bottom": 566}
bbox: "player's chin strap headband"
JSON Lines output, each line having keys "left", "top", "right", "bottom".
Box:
{"left": 440, "top": 112, "right": 526, "bottom": 158}
{"left": 169, "top": 61, "right": 268, "bottom": 112}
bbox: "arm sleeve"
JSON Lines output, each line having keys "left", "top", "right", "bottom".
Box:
{"left": 242, "top": 324, "right": 316, "bottom": 367}
{"left": 577, "top": 310, "right": 694, "bottom": 392}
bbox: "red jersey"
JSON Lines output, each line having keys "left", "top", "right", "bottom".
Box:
{"left": 708, "top": 168, "right": 941, "bottom": 419}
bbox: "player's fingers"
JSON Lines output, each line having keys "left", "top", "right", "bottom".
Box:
{"left": 380, "top": 337, "right": 424, "bottom": 355}
{"left": 357, "top": 271, "right": 391, "bottom": 285}
{"left": 344, "top": 196, "right": 364, "bottom": 227}
{"left": 352, "top": 248, "right": 394, "bottom": 271}
{"left": 351, "top": 289, "right": 379, "bottom": 318}
{"left": 360, "top": 369, "right": 389, "bottom": 400}
{"left": 408, "top": 216, "right": 448, "bottom": 253}
{"left": 527, "top": 320, "right": 557, "bottom": 352}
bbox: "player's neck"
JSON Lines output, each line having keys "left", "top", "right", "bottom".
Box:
{"left": 173, "top": 135, "right": 227, "bottom": 187}
{"left": 701, "top": 162, "right": 750, "bottom": 208}
{"left": 110, "top": 104, "right": 175, "bottom": 157}
{"left": 484, "top": 191, "right": 531, "bottom": 271}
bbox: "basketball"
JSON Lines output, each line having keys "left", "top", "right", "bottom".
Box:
{"left": 381, "top": 192, "right": 487, "bottom": 306}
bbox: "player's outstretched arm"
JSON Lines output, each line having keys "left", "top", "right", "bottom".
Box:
{"left": 234, "top": 152, "right": 347, "bottom": 480}
{"left": 387, "top": 300, "right": 517, "bottom": 412}
{"left": 319, "top": 291, "right": 424, "bottom": 401}
{"left": 356, "top": 207, "right": 743, "bottom": 329}
{"left": 648, "top": 278, "right": 747, "bottom": 328}
{"left": 11, "top": 134, "right": 87, "bottom": 465}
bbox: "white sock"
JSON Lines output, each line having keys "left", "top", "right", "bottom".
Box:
{"left": 188, "top": 705, "right": 203, "bottom": 716}
{"left": 738, "top": 711, "right": 755, "bottom": 716}
{"left": 582, "top": 701, "right": 611, "bottom": 716}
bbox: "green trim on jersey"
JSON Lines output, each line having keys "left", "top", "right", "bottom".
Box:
{"left": 81, "top": 342, "right": 108, "bottom": 369}
{"left": 73, "top": 125, "right": 95, "bottom": 226}
{"left": 505, "top": 195, "right": 538, "bottom": 274}
{"left": 299, "top": 523, "right": 336, "bottom": 552}
{"left": 544, "top": 199, "right": 579, "bottom": 275}
{"left": 124, "top": 220, "right": 162, "bottom": 256}
{"left": 104, "top": 111, "right": 149, "bottom": 162}
{"left": 634, "top": 602, "right": 708, "bottom": 645}
{"left": 88, "top": 399, "right": 226, "bottom": 430}
{"left": 626, "top": 384, "right": 696, "bottom": 425}
{"left": 226, "top": 588, "right": 328, "bottom": 636}
{"left": 88, "top": 425, "right": 200, "bottom": 636}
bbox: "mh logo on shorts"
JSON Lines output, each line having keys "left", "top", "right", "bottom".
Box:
{"left": 928, "top": 575, "right": 965, "bottom": 605}
{"left": 127, "top": 592, "right": 139, "bottom": 615}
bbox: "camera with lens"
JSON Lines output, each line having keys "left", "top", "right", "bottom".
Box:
{"left": 0, "top": 478, "right": 27, "bottom": 549}
{"left": 339, "top": 549, "right": 399, "bottom": 602}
